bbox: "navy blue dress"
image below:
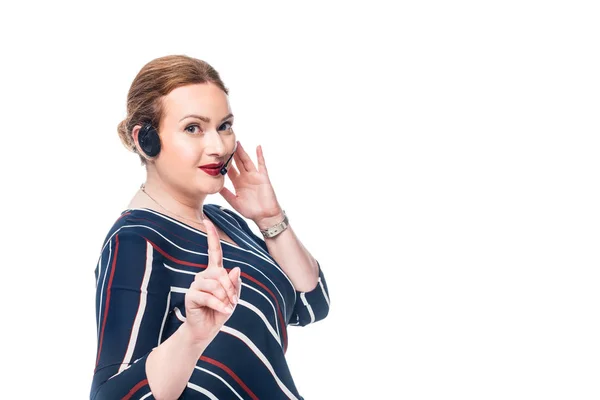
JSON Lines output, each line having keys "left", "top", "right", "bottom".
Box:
{"left": 90, "top": 205, "right": 330, "bottom": 399}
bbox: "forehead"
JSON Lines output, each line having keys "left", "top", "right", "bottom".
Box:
{"left": 162, "top": 83, "right": 230, "bottom": 120}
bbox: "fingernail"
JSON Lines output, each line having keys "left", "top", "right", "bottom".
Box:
{"left": 233, "top": 295, "right": 238, "bottom": 304}
{"left": 226, "top": 305, "right": 234, "bottom": 313}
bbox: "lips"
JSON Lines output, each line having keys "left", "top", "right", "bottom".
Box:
{"left": 200, "top": 163, "right": 224, "bottom": 169}
{"left": 199, "top": 163, "right": 223, "bottom": 176}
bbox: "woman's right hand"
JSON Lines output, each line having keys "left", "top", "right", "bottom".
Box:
{"left": 184, "top": 218, "right": 242, "bottom": 343}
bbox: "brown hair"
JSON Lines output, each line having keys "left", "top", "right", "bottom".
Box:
{"left": 117, "top": 55, "right": 229, "bottom": 165}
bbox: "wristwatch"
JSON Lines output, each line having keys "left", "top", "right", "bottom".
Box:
{"left": 259, "top": 210, "right": 289, "bottom": 238}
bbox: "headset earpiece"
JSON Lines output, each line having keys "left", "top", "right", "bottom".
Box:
{"left": 138, "top": 123, "right": 161, "bottom": 158}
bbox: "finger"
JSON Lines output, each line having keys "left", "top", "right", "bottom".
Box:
{"left": 232, "top": 149, "right": 247, "bottom": 174}
{"left": 203, "top": 218, "right": 223, "bottom": 269}
{"left": 256, "top": 145, "right": 268, "bottom": 176}
{"left": 187, "top": 290, "right": 233, "bottom": 314}
{"left": 230, "top": 268, "right": 243, "bottom": 299}
{"left": 218, "top": 186, "right": 239, "bottom": 209}
{"left": 198, "top": 267, "right": 238, "bottom": 305}
{"left": 218, "top": 266, "right": 240, "bottom": 305}
{"left": 226, "top": 162, "right": 240, "bottom": 182}
{"left": 234, "top": 141, "right": 257, "bottom": 173}
{"left": 190, "top": 277, "right": 229, "bottom": 305}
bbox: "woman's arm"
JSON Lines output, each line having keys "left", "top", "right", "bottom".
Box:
{"left": 222, "top": 208, "right": 331, "bottom": 327}
{"left": 145, "top": 322, "right": 212, "bottom": 399}
{"left": 254, "top": 212, "right": 319, "bottom": 292}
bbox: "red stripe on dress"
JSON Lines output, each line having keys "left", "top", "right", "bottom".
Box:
{"left": 121, "top": 379, "right": 149, "bottom": 400}
{"left": 148, "top": 239, "right": 209, "bottom": 268}
{"left": 95, "top": 234, "right": 120, "bottom": 368}
{"left": 200, "top": 356, "right": 259, "bottom": 400}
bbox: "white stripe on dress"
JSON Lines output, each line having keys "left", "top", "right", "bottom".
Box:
{"left": 97, "top": 240, "right": 112, "bottom": 338}
{"left": 300, "top": 292, "right": 315, "bottom": 324}
{"left": 194, "top": 366, "right": 245, "bottom": 400}
{"left": 319, "top": 277, "right": 330, "bottom": 306}
{"left": 96, "top": 252, "right": 102, "bottom": 287}
{"left": 174, "top": 307, "right": 185, "bottom": 322}
{"left": 237, "top": 299, "right": 281, "bottom": 346}
{"left": 186, "top": 382, "right": 219, "bottom": 399}
{"left": 163, "top": 263, "right": 196, "bottom": 275}
{"left": 157, "top": 291, "right": 172, "bottom": 345}
{"left": 220, "top": 325, "right": 299, "bottom": 400}
{"left": 118, "top": 241, "right": 154, "bottom": 373}
{"left": 240, "top": 282, "right": 280, "bottom": 337}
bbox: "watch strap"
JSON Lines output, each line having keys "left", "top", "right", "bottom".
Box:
{"left": 260, "top": 211, "right": 289, "bottom": 238}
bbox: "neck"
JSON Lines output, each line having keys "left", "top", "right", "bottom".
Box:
{"left": 140, "top": 176, "right": 208, "bottom": 223}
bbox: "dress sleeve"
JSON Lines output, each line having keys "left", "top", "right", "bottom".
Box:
{"left": 91, "top": 230, "right": 169, "bottom": 400}
{"left": 222, "top": 207, "right": 331, "bottom": 327}
{"left": 288, "top": 259, "right": 331, "bottom": 327}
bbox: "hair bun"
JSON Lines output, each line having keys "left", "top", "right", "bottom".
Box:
{"left": 117, "top": 119, "right": 135, "bottom": 151}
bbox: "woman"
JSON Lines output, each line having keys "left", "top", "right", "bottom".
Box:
{"left": 90, "top": 55, "right": 330, "bottom": 400}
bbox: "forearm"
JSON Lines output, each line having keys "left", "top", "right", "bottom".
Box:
{"left": 146, "top": 321, "right": 212, "bottom": 400}
{"left": 254, "top": 213, "right": 319, "bottom": 292}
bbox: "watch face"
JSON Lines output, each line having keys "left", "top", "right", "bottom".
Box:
{"left": 261, "top": 213, "right": 288, "bottom": 238}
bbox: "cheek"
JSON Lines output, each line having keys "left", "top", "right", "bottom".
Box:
{"left": 164, "top": 136, "right": 201, "bottom": 165}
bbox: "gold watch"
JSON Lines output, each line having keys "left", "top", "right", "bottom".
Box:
{"left": 259, "top": 210, "right": 289, "bottom": 238}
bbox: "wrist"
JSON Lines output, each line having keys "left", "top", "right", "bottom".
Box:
{"left": 255, "top": 210, "right": 286, "bottom": 231}
{"left": 180, "top": 321, "right": 213, "bottom": 352}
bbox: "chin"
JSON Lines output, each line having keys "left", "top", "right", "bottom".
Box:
{"left": 203, "top": 180, "right": 225, "bottom": 194}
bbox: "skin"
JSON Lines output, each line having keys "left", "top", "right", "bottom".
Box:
{"left": 125, "top": 82, "right": 321, "bottom": 399}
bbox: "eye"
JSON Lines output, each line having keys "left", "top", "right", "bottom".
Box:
{"left": 185, "top": 124, "right": 202, "bottom": 134}
{"left": 219, "top": 121, "right": 234, "bottom": 132}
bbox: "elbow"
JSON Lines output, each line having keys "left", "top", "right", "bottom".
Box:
{"left": 315, "top": 301, "right": 331, "bottom": 323}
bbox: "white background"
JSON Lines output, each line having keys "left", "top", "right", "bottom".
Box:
{"left": 1, "top": 1, "right": 599, "bottom": 399}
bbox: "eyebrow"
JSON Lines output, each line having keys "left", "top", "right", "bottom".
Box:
{"left": 179, "top": 113, "right": 234, "bottom": 123}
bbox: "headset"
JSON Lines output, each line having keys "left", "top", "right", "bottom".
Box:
{"left": 137, "top": 122, "right": 238, "bottom": 175}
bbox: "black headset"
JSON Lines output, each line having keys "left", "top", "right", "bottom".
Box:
{"left": 137, "top": 122, "right": 237, "bottom": 175}
{"left": 138, "top": 123, "right": 161, "bottom": 158}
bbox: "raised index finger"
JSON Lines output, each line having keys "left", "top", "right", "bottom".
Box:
{"left": 203, "top": 218, "right": 223, "bottom": 268}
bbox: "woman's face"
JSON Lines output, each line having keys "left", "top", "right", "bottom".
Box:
{"left": 152, "top": 82, "right": 236, "bottom": 196}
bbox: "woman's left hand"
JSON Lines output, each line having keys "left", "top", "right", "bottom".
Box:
{"left": 219, "top": 141, "right": 285, "bottom": 230}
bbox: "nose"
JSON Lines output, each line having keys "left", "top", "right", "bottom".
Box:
{"left": 203, "top": 130, "right": 227, "bottom": 157}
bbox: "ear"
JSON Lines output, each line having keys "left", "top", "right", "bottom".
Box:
{"left": 131, "top": 124, "right": 152, "bottom": 164}
{"left": 131, "top": 124, "right": 142, "bottom": 152}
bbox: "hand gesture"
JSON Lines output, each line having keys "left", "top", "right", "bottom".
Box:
{"left": 184, "top": 218, "right": 242, "bottom": 342}
{"left": 219, "top": 141, "right": 284, "bottom": 228}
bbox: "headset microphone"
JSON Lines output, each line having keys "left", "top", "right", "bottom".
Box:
{"left": 220, "top": 141, "right": 239, "bottom": 175}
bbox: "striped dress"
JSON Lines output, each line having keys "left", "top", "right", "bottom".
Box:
{"left": 90, "top": 205, "right": 330, "bottom": 399}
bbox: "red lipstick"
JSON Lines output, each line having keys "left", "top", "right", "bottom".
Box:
{"left": 199, "top": 162, "right": 224, "bottom": 176}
